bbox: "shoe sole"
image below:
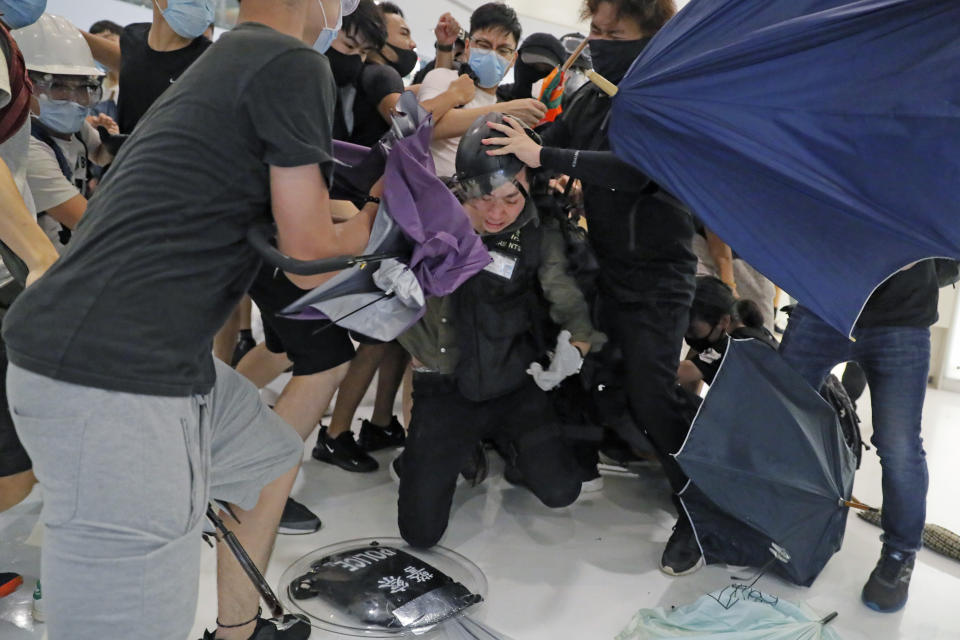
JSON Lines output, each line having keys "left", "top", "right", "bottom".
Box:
{"left": 658, "top": 555, "right": 705, "bottom": 577}
{"left": 278, "top": 524, "right": 322, "bottom": 535}
{"left": 861, "top": 591, "right": 907, "bottom": 613}
{"left": 311, "top": 448, "right": 379, "bottom": 473}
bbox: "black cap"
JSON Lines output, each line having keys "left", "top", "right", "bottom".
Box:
{"left": 519, "top": 33, "right": 565, "bottom": 68}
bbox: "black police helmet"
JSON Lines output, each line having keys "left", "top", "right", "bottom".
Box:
{"left": 454, "top": 112, "right": 534, "bottom": 200}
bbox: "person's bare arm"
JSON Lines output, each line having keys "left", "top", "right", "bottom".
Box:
{"left": 705, "top": 229, "right": 737, "bottom": 297}
{"left": 432, "top": 98, "right": 546, "bottom": 140}
{"left": 432, "top": 13, "right": 460, "bottom": 70}
{"left": 270, "top": 165, "right": 379, "bottom": 290}
{"left": 419, "top": 74, "right": 475, "bottom": 123}
{"left": 376, "top": 92, "right": 402, "bottom": 124}
{"left": 0, "top": 160, "right": 59, "bottom": 286}
{"left": 82, "top": 31, "right": 122, "bottom": 72}
{"left": 45, "top": 194, "right": 86, "bottom": 230}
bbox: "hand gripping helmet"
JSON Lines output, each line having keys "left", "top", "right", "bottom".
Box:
{"left": 453, "top": 112, "right": 536, "bottom": 201}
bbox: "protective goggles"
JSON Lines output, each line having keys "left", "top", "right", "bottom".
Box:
{"left": 30, "top": 74, "right": 104, "bottom": 107}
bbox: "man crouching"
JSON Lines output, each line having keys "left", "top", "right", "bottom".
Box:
{"left": 395, "top": 112, "right": 606, "bottom": 548}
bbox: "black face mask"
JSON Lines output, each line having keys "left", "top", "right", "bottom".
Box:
{"left": 685, "top": 325, "right": 726, "bottom": 353}
{"left": 384, "top": 42, "right": 418, "bottom": 77}
{"left": 588, "top": 37, "right": 652, "bottom": 84}
{"left": 512, "top": 58, "right": 552, "bottom": 97}
{"left": 326, "top": 48, "right": 364, "bottom": 87}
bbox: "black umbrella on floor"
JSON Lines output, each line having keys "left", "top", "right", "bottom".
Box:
{"left": 675, "top": 338, "right": 863, "bottom": 586}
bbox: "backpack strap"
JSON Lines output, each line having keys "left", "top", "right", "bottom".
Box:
{"left": 30, "top": 120, "right": 74, "bottom": 180}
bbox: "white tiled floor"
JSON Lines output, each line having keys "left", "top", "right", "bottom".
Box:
{"left": 2, "top": 384, "right": 959, "bottom": 640}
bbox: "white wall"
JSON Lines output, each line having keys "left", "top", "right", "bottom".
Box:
{"left": 46, "top": 0, "right": 153, "bottom": 31}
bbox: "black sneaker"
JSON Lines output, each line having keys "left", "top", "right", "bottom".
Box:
{"left": 357, "top": 416, "right": 406, "bottom": 451}
{"left": 862, "top": 545, "right": 915, "bottom": 613}
{"left": 230, "top": 331, "right": 257, "bottom": 367}
{"left": 201, "top": 614, "right": 311, "bottom": 639}
{"left": 659, "top": 513, "right": 703, "bottom": 576}
{"left": 312, "top": 427, "right": 379, "bottom": 473}
{"left": 278, "top": 498, "right": 321, "bottom": 535}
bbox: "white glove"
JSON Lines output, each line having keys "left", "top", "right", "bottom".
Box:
{"left": 526, "top": 329, "right": 584, "bottom": 391}
{"left": 373, "top": 259, "right": 425, "bottom": 309}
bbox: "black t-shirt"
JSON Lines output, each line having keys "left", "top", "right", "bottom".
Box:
{"left": 116, "top": 23, "right": 212, "bottom": 134}
{"left": 691, "top": 326, "right": 779, "bottom": 386}
{"left": 350, "top": 63, "right": 403, "bottom": 147}
{"left": 857, "top": 260, "right": 939, "bottom": 328}
{"left": 3, "top": 23, "right": 337, "bottom": 396}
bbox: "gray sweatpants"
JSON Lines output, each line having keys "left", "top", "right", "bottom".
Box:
{"left": 7, "top": 359, "right": 303, "bottom": 640}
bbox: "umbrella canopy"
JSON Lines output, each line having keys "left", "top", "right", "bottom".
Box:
{"left": 675, "top": 338, "right": 856, "bottom": 586}
{"left": 617, "top": 585, "right": 842, "bottom": 640}
{"left": 610, "top": 0, "right": 960, "bottom": 337}
{"left": 279, "top": 93, "right": 490, "bottom": 341}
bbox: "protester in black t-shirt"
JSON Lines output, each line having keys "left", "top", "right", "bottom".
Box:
{"left": 2, "top": 1, "right": 377, "bottom": 638}
{"left": 329, "top": 0, "right": 387, "bottom": 141}
{"left": 348, "top": 1, "right": 412, "bottom": 147}
{"left": 82, "top": 1, "right": 213, "bottom": 134}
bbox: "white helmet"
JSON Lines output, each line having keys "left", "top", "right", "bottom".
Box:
{"left": 13, "top": 13, "right": 103, "bottom": 77}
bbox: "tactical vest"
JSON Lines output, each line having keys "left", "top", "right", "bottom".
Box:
{"left": 452, "top": 221, "right": 544, "bottom": 402}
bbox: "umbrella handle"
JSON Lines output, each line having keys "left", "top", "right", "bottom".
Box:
{"left": 585, "top": 70, "right": 618, "bottom": 97}
{"left": 561, "top": 38, "right": 590, "bottom": 73}
{"left": 841, "top": 497, "right": 879, "bottom": 513}
{"left": 247, "top": 223, "right": 401, "bottom": 276}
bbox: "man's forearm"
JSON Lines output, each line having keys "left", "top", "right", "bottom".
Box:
{"left": 431, "top": 103, "right": 502, "bottom": 140}
{"left": 282, "top": 200, "right": 377, "bottom": 290}
{"left": 420, "top": 90, "right": 465, "bottom": 123}
{"left": 434, "top": 49, "right": 454, "bottom": 70}
{"left": 0, "top": 160, "right": 59, "bottom": 276}
{"left": 82, "top": 31, "right": 122, "bottom": 72}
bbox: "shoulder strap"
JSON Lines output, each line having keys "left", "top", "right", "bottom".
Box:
{"left": 30, "top": 120, "right": 74, "bottom": 180}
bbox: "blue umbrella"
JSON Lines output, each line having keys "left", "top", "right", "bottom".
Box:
{"left": 610, "top": 0, "right": 960, "bottom": 336}
{"left": 675, "top": 339, "right": 858, "bottom": 587}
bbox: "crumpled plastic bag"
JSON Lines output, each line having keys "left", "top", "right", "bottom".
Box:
{"left": 374, "top": 258, "right": 426, "bottom": 309}
{"left": 526, "top": 329, "right": 584, "bottom": 391}
{"left": 616, "top": 585, "right": 843, "bottom": 640}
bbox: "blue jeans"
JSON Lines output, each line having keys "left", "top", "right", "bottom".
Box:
{"left": 779, "top": 306, "right": 930, "bottom": 554}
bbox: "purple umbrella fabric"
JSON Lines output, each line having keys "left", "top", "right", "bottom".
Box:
{"left": 278, "top": 93, "right": 490, "bottom": 340}
{"left": 383, "top": 120, "right": 490, "bottom": 297}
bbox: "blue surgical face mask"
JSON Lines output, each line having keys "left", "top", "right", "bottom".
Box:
{"left": 154, "top": 0, "right": 215, "bottom": 39}
{"left": 37, "top": 96, "right": 90, "bottom": 135}
{"left": 0, "top": 0, "right": 46, "bottom": 29}
{"left": 313, "top": 0, "right": 342, "bottom": 54}
{"left": 468, "top": 48, "right": 511, "bottom": 89}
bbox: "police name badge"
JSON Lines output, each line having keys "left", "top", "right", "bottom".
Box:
{"left": 483, "top": 251, "right": 516, "bottom": 280}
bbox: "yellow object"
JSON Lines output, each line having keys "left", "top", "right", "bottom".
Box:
{"left": 586, "top": 70, "right": 618, "bottom": 97}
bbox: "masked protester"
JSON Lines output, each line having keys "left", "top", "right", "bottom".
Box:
{"left": 326, "top": 0, "right": 385, "bottom": 140}
{"left": 477, "top": 0, "right": 704, "bottom": 577}
{"left": 393, "top": 113, "right": 606, "bottom": 549}
{"left": 16, "top": 14, "right": 116, "bottom": 249}
{"left": 677, "top": 277, "right": 779, "bottom": 391}
{"left": 496, "top": 32, "right": 565, "bottom": 103}
{"left": 77, "top": 0, "right": 214, "bottom": 134}
{"left": 418, "top": 2, "right": 548, "bottom": 177}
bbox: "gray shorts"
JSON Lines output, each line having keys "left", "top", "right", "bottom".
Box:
{"left": 7, "top": 358, "right": 303, "bottom": 640}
